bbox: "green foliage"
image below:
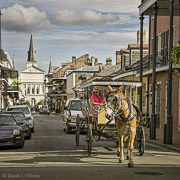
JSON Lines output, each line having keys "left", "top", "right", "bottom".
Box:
{"left": 38, "top": 100, "right": 43, "bottom": 105}
{"left": 10, "top": 80, "right": 22, "bottom": 87}
{"left": 171, "top": 46, "right": 180, "bottom": 74}
{"left": 171, "top": 45, "right": 180, "bottom": 63}
{"left": 25, "top": 100, "right": 30, "bottom": 105}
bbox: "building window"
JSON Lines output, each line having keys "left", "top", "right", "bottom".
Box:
{"left": 37, "top": 87, "right": 39, "bottom": 94}
{"left": 32, "top": 86, "right": 35, "bottom": 94}
{"left": 27, "top": 87, "right": 30, "bottom": 94}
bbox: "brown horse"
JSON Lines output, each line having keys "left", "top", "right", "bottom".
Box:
{"left": 105, "top": 85, "right": 138, "bottom": 167}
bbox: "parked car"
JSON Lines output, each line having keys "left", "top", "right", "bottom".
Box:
{"left": 39, "top": 107, "right": 50, "bottom": 115}
{"left": 3, "top": 112, "right": 31, "bottom": 139}
{"left": 7, "top": 105, "right": 34, "bottom": 133}
{"left": 0, "top": 114, "right": 25, "bottom": 148}
{"left": 63, "top": 98, "right": 87, "bottom": 134}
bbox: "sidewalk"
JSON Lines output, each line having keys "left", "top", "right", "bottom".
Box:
{"left": 146, "top": 138, "right": 180, "bottom": 153}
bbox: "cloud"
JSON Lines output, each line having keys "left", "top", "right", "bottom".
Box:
{"left": 1, "top": 4, "right": 50, "bottom": 33}
{"left": 49, "top": 9, "right": 119, "bottom": 27}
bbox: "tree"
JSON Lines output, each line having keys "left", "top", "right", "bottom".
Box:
{"left": 10, "top": 80, "right": 22, "bottom": 90}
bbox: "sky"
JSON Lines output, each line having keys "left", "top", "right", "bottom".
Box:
{"left": 0, "top": 0, "right": 149, "bottom": 73}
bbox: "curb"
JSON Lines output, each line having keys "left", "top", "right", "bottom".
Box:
{"left": 146, "top": 139, "right": 180, "bottom": 153}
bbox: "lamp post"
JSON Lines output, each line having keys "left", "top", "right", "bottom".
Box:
{"left": 44, "top": 79, "right": 46, "bottom": 106}
{"left": 166, "top": 0, "right": 174, "bottom": 144}
{"left": 139, "top": 14, "right": 144, "bottom": 114}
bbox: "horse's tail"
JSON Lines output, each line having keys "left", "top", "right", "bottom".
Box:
{"left": 133, "top": 104, "right": 140, "bottom": 122}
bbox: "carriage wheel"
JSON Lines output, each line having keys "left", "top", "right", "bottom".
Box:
{"left": 75, "top": 114, "right": 80, "bottom": 146}
{"left": 137, "top": 126, "right": 145, "bottom": 156}
{"left": 87, "top": 124, "right": 92, "bottom": 156}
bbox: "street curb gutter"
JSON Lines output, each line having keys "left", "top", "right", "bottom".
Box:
{"left": 146, "top": 139, "right": 180, "bottom": 153}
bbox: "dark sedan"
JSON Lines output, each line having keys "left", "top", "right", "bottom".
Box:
{"left": 39, "top": 107, "right": 50, "bottom": 115}
{"left": 4, "top": 111, "right": 31, "bottom": 139}
{"left": 0, "top": 114, "right": 25, "bottom": 148}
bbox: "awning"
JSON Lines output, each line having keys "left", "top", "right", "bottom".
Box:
{"left": 51, "top": 93, "right": 67, "bottom": 97}
{"left": 80, "top": 81, "right": 142, "bottom": 89}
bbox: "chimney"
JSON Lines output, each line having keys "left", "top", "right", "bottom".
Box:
{"left": 95, "top": 58, "right": 98, "bottom": 65}
{"left": 116, "top": 51, "right": 121, "bottom": 65}
{"left": 72, "top": 56, "right": 76, "bottom": 65}
{"left": 91, "top": 56, "right": 95, "bottom": 66}
{"left": 106, "top": 58, "right": 112, "bottom": 66}
{"left": 85, "top": 54, "right": 89, "bottom": 61}
{"left": 137, "top": 30, "right": 146, "bottom": 44}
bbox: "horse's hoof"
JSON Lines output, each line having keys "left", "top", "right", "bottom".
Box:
{"left": 126, "top": 156, "right": 129, "bottom": 160}
{"left": 128, "top": 161, "right": 134, "bottom": 168}
{"left": 119, "top": 159, "right": 124, "bottom": 163}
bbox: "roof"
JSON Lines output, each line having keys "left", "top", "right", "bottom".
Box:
{"left": 97, "top": 63, "right": 121, "bottom": 77}
{"left": 67, "top": 64, "right": 101, "bottom": 76}
{"left": 21, "top": 64, "right": 45, "bottom": 73}
{"left": 128, "top": 43, "right": 148, "bottom": 48}
{"left": 74, "top": 64, "right": 101, "bottom": 72}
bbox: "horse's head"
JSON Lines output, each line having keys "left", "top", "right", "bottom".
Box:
{"left": 105, "top": 85, "right": 124, "bottom": 120}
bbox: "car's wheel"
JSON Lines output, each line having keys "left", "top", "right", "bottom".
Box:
{"left": 48, "top": 113, "right": 50, "bottom": 115}
{"left": 39, "top": 113, "right": 41, "bottom": 115}
{"left": 31, "top": 127, "right": 34, "bottom": 133}
{"left": 66, "top": 126, "right": 71, "bottom": 134}
{"left": 27, "top": 129, "right": 31, "bottom": 139}
{"left": 19, "top": 142, "right": 24, "bottom": 148}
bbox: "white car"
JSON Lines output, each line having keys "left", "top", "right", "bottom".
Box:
{"left": 7, "top": 105, "right": 34, "bottom": 133}
{"left": 63, "top": 98, "right": 87, "bottom": 134}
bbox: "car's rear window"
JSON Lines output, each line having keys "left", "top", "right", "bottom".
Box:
{"left": 8, "top": 107, "right": 30, "bottom": 114}
{"left": 0, "top": 116, "right": 17, "bottom": 126}
{"left": 69, "top": 101, "right": 82, "bottom": 111}
{"left": 12, "top": 114, "right": 26, "bottom": 122}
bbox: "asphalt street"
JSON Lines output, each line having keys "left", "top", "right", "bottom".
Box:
{"left": 0, "top": 113, "right": 179, "bottom": 180}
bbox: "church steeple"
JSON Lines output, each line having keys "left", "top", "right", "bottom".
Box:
{"left": 48, "top": 60, "right": 52, "bottom": 74}
{"left": 27, "top": 34, "right": 36, "bottom": 62}
{"left": 26, "top": 34, "right": 37, "bottom": 68}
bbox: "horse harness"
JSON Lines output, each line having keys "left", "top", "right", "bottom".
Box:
{"left": 107, "top": 94, "right": 137, "bottom": 122}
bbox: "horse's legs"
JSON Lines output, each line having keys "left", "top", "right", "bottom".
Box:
{"left": 116, "top": 138, "right": 120, "bottom": 156}
{"left": 128, "top": 132, "right": 136, "bottom": 167}
{"left": 119, "top": 135, "right": 124, "bottom": 163}
{"left": 126, "top": 137, "right": 130, "bottom": 160}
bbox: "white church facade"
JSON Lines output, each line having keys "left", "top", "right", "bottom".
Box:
{"left": 20, "top": 34, "right": 45, "bottom": 106}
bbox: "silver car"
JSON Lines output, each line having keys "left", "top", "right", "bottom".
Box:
{"left": 7, "top": 105, "right": 34, "bottom": 133}
{"left": 63, "top": 98, "right": 87, "bottom": 134}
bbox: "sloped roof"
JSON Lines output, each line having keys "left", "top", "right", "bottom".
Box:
{"left": 21, "top": 64, "right": 45, "bottom": 73}
{"left": 74, "top": 64, "right": 101, "bottom": 72}
{"left": 97, "top": 63, "right": 121, "bottom": 77}
{"left": 0, "top": 49, "right": 8, "bottom": 61}
{"left": 128, "top": 43, "right": 148, "bottom": 48}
